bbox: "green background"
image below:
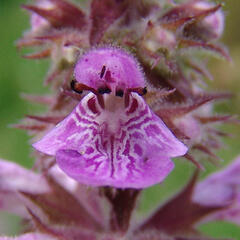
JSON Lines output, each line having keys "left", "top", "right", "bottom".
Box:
{"left": 0, "top": 0, "right": 240, "bottom": 238}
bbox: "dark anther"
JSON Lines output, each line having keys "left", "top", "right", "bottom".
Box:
{"left": 71, "top": 80, "right": 83, "bottom": 94}
{"left": 98, "top": 87, "right": 111, "bottom": 94}
{"left": 137, "top": 87, "right": 147, "bottom": 96}
{"left": 116, "top": 89, "right": 124, "bottom": 97}
{"left": 129, "top": 87, "right": 147, "bottom": 96}
{"left": 100, "top": 65, "right": 106, "bottom": 79}
{"left": 141, "top": 87, "right": 147, "bottom": 96}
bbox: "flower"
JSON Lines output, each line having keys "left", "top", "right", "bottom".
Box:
{"left": 193, "top": 155, "right": 240, "bottom": 225}
{"left": 33, "top": 47, "right": 187, "bottom": 189}
{"left": 0, "top": 159, "right": 50, "bottom": 217}
{"left": 1, "top": 0, "right": 238, "bottom": 238}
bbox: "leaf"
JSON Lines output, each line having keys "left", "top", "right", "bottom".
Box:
{"left": 138, "top": 171, "right": 225, "bottom": 235}
{"left": 21, "top": 175, "right": 102, "bottom": 230}
{"left": 179, "top": 39, "right": 231, "bottom": 62}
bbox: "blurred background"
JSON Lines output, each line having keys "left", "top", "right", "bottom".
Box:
{"left": 0, "top": 0, "right": 239, "bottom": 238}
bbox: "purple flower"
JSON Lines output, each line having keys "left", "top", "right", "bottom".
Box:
{"left": 33, "top": 47, "right": 187, "bottom": 188}
{"left": 1, "top": 0, "right": 238, "bottom": 238}
{"left": 0, "top": 159, "right": 50, "bottom": 218}
{"left": 193, "top": 155, "right": 240, "bottom": 225}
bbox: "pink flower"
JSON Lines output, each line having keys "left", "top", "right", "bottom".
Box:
{"left": 33, "top": 47, "right": 187, "bottom": 188}
{"left": 0, "top": 159, "right": 50, "bottom": 217}
{"left": 193, "top": 155, "right": 240, "bottom": 225}
{"left": 1, "top": 0, "right": 237, "bottom": 238}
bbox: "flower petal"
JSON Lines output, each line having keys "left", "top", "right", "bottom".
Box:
{"left": 193, "top": 156, "right": 240, "bottom": 206}
{"left": 0, "top": 159, "right": 50, "bottom": 216}
{"left": 0, "top": 159, "right": 49, "bottom": 193}
{"left": 0, "top": 233, "right": 57, "bottom": 240}
{"left": 0, "top": 192, "right": 28, "bottom": 217}
{"left": 56, "top": 149, "right": 174, "bottom": 188}
{"left": 193, "top": 155, "right": 240, "bottom": 225}
{"left": 74, "top": 48, "right": 145, "bottom": 91}
{"left": 33, "top": 93, "right": 187, "bottom": 188}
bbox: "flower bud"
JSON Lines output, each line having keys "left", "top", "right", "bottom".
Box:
{"left": 194, "top": 1, "right": 224, "bottom": 39}
{"left": 184, "top": 1, "right": 225, "bottom": 41}
{"left": 144, "top": 24, "right": 177, "bottom": 53}
{"left": 30, "top": 0, "right": 53, "bottom": 32}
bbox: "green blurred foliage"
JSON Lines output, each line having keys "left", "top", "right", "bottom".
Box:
{"left": 0, "top": 0, "right": 239, "bottom": 238}
{"left": 0, "top": 0, "right": 49, "bottom": 169}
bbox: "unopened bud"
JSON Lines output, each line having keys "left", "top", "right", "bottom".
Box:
{"left": 144, "top": 25, "right": 177, "bottom": 52}
{"left": 30, "top": 0, "right": 54, "bottom": 32}
{"left": 193, "top": 1, "right": 224, "bottom": 40}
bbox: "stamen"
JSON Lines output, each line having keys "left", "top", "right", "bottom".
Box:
{"left": 128, "top": 87, "right": 147, "bottom": 96}
{"left": 71, "top": 80, "right": 97, "bottom": 94}
{"left": 100, "top": 65, "right": 106, "bottom": 78}
{"left": 71, "top": 80, "right": 83, "bottom": 94}
{"left": 142, "top": 87, "right": 147, "bottom": 95}
{"left": 71, "top": 80, "right": 108, "bottom": 109}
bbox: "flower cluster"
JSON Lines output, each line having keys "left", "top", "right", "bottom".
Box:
{"left": 1, "top": 0, "right": 239, "bottom": 239}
